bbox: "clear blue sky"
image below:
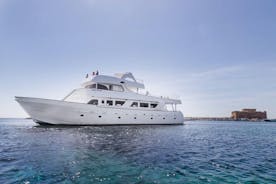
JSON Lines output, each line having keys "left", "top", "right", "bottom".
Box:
{"left": 1, "top": 0, "right": 276, "bottom": 118}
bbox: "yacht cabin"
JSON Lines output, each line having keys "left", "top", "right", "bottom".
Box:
{"left": 64, "top": 72, "right": 181, "bottom": 112}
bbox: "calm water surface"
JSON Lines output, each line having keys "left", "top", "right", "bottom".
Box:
{"left": 0, "top": 119, "right": 275, "bottom": 184}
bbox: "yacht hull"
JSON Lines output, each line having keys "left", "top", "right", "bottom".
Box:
{"left": 15, "top": 97, "right": 184, "bottom": 125}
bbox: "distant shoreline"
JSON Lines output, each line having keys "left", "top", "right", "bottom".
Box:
{"left": 184, "top": 117, "right": 274, "bottom": 122}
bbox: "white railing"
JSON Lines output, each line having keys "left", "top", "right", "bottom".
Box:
{"left": 135, "top": 90, "right": 180, "bottom": 101}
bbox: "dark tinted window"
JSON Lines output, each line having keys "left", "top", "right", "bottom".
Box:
{"left": 107, "top": 100, "right": 113, "bottom": 106}
{"left": 115, "top": 101, "right": 125, "bottom": 106}
{"left": 85, "top": 84, "right": 108, "bottom": 90}
{"left": 85, "top": 84, "right": 96, "bottom": 89}
{"left": 140, "top": 103, "right": 149, "bottom": 108}
{"left": 97, "top": 84, "right": 108, "bottom": 90}
{"left": 150, "top": 103, "right": 158, "bottom": 108}
{"left": 88, "top": 99, "right": 98, "bottom": 105}
{"left": 131, "top": 102, "right": 138, "bottom": 107}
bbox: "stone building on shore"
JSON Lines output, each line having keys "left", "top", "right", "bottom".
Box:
{"left": 231, "top": 109, "right": 267, "bottom": 120}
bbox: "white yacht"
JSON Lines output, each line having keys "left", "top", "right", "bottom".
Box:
{"left": 15, "top": 72, "right": 184, "bottom": 125}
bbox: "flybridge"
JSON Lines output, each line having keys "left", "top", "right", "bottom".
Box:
{"left": 82, "top": 72, "right": 145, "bottom": 89}
{"left": 81, "top": 72, "right": 181, "bottom": 105}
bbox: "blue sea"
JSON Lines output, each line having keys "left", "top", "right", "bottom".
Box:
{"left": 0, "top": 119, "right": 275, "bottom": 184}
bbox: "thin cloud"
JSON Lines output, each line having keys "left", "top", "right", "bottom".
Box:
{"left": 189, "top": 65, "right": 242, "bottom": 79}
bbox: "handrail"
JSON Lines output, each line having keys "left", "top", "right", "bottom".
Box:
{"left": 62, "top": 89, "right": 76, "bottom": 101}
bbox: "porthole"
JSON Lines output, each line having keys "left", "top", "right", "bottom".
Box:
{"left": 80, "top": 114, "right": 84, "bottom": 117}
{"left": 98, "top": 116, "right": 102, "bottom": 118}
{"left": 150, "top": 117, "right": 153, "bottom": 120}
{"left": 163, "top": 117, "right": 165, "bottom": 120}
{"left": 118, "top": 117, "right": 121, "bottom": 119}
{"left": 134, "top": 117, "right": 137, "bottom": 119}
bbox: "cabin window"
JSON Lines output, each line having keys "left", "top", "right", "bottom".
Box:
{"left": 88, "top": 99, "right": 98, "bottom": 105}
{"left": 131, "top": 102, "right": 138, "bottom": 107}
{"left": 115, "top": 101, "right": 125, "bottom": 106}
{"left": 140, "top": 102, "right": 149, "bottom": 108}
{"left": 97, "top": 84, "right": 109, "bottom": 90}
{"left": 110, "top": 85, "right": 124, "bottom": 92}
{"left": 86, "top": 84, "right": 109, "bottom": 90}
{"left": 150, "top": 103, "right": 158, "bottom": 108}
{"left": 86, "top": 84, "right": 97, "bottom": 89}
{"left": 107, "top": 100, "right": 113, "bottom": 106}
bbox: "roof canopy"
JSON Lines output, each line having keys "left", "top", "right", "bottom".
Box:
{"left": 82, "top": 72, "right": 145, "bottom": 89}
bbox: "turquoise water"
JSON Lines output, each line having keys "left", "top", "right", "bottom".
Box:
{"left": 0, "top": 119, "right": 275, "bottom": 184}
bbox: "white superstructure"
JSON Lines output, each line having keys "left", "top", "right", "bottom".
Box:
{"left": 16, "top": 72, "right": 184, "bottom": 125}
